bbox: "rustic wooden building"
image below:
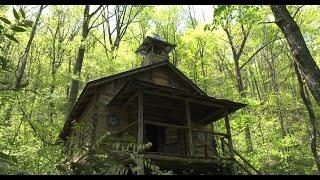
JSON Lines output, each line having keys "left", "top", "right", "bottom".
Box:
{"left": 59, "top": 35, "right": 260, "bottom": 175}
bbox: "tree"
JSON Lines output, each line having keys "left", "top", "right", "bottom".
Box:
{"left": 96, "top": 5, "right": 144, "bottom": 60}
{"left": 292, "top": 58, "right": 320, "bottom": 173}
{"left": 211, "top": 6, "right": 265, "bottom": 152}
{"left": 67, "top": 5, "right": 104, "bottom": 115}
{"left": 1, "top": 5, "right": 320, "bottom": 175}
{"left": 271, "top": 5, "right": 320, "bottom": 108}
{"left": 15, "top": 5, "right": 46, "bottom": 89}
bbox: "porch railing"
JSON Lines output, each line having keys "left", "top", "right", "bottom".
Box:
{"left": 192, "top": 129, "right": 229, "bottom": 158}
{"left": 221, "top": 139, "right": 262, "bottom": 175}
{"left": 143, "top": 120, "right": 230, "bottom": 158}
{"left": 97, "top": 121, "right": 262, "bottom": 175}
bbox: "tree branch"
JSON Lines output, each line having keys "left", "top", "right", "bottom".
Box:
{"left": 18, "top": 101, "right": 61, "bottom": 146}
{"left": 223, "top": 26, "right": 238, "bottom": 60}
{"left": 88, "top": 6, "right": 106, "bottom": 31}
{"left": 88, "top": 5, "right": 103, "bottom": 19}
{"left": 237, "top": 24, "right": 250, "bottom": 58}
{"left": 292, "top": 5, "right": 304, "bottom": 19}
{"left": 240, "top": 36, "right": 282, "bottom": 70}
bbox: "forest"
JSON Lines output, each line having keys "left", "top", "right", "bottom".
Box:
{"left": 0, "top": 5, "right": 320, "bottom": 175}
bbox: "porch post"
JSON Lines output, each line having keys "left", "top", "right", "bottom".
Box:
{"left": 224, "top": 111, "right": 238, "bottom": 175}
{"left": 185, "top": 101, "right": 195, "bottom": 156}
{"left": 137, "top": 90, "right": 145, "bottom": 175}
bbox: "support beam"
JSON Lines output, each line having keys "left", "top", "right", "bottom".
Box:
{"left": 144, "top": 120, "right": 188, "bottom": 129}
{"left": 143, "top": 102, "right": 184, "bottom": 111}
{"left": 110, "top": 121, "right": 137, "bottom": 135}
{"left": 204, "top": 133, "right": 208, "bottom": 158}
{"left": 137, "top": 90, "right": 144, "bottom": 175}
{"left": 199, "top": 109, "right": 225, "bottom": 124}
{"left": 224, "top": 111, "right": 237, "bottom": 175}
{"left": 144, "top": 90, "right": 224, "bottom": 108}
{"left": 110, "top": 91, "right": 138, "bottom": 108}
{"left": 192, "top": 129, "right": 228, "bottom": 137}
{"left": 185, "top": 101, "right": 195, "bottom": 156}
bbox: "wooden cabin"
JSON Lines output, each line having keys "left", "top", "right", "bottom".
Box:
{"left": 59, "top": 35, "right": 249, "bottom": 175}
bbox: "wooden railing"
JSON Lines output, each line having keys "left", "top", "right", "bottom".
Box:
{"left": 144, "top": 121, "right": 230, "bottom": 158}
{"left": 98, "top": 121, "right": 262, "bottom": 175}
{"left": 192, "top": 129, "right": 229, "bottom": 158}
{"left": 222, "top": 139, "right": 262, "bottom": 175}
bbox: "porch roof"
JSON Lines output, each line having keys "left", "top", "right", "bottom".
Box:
{"left": 107, "top": 79, "right": 246, "bottom": 124}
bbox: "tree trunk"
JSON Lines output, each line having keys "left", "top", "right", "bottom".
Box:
{"left": 293, "top": 60, "right": 320, "bottom": 173}
{"left": 223, "top": 26, "right": 253, "bottom": 153}
{"left": 271, "top": 5, "right": 320, "bottom": 108}
{"left": 266, "top": 55, "right": 286, "bottom": 138}
{"left": 67, "top": 5, "right": 90, "bottom": 114}
{"left": 15, "top": 5, "right": 44, "bottom": 89}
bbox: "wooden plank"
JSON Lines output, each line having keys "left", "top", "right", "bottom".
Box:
{"left": 144, "top": 120, "right": 228, "bottom": 137}
{"left": 224, "top": 113, "right": 234, "bottom": 158}
{"left": 137, "top": 90, "right": 144, "bottom": 175}
{"left": 118, "top": 92, "right": 138, "bottom": 112}
{"left": 144, "top": 120, "right": 188, "bottom": 129}
{"left": 224, "top": 112, "right": 237, "bottom": 175}
{"left": 137, "top": 91, "right": 144, "bottom": 146}
{"left": 223, "top": 139, "right": 262, "bottom": 175}
{"left": 90, "top": 61, "right": 168, "bottom": 87}
{"left": 107, "top": 121, "right": 137, "bottom": 135}
{"left": 119, "top": 153, "right": 235, "bottom": 171}
{"left": 235, "top": 160, "right": 252, "bottom": 175}
{"left": 199, "top": 109, "right": 224, "bottom": 124}
{"left": 143, "top": 102, "right": 184, "bottom": 111}
{"left": 143, "top": 111, "right": 181, "bottom": 120}
{"left": 185, "top": 101, "right": 195, "bottom": 156}
{"left": 144, "top": 90, "right": 224, "bottom": 108}
{"left": 142, "top": 152, "right": 233, "bottom": 165}
{"left": 192, "top": 129, "right": 228, "bottom": 137}
{"left": 234, "top": 151, "right": 262, "bottom": 175}
{"left": 166, "top": 63, "right": 206, "bottom": 95}
{"left": 205, "top": 133, "right": 208, "bottom": 158}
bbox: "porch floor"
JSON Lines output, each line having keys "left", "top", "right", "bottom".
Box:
{"left": 120, "top": 152, "right": 234, "bottom": 174}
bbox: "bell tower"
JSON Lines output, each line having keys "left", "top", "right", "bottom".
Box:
{"left": 136, "top": 34, "right": 176, "bottom": 66}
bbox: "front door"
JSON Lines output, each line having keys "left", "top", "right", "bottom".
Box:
{"left": 145, "top": 125, "right": 165, "bottom": 152}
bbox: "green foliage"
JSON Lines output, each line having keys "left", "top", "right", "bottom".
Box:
{"left": 0, "top": 5, "right": 320, "bottom": 175}
{"left": 59, "top": 131, "right": 172, "bottom": 175}
{"left": 0, "top": 7, "right": 31, "bottom": 43}
{"left": 0, "top": 17, "right": 11, "bottom": 24}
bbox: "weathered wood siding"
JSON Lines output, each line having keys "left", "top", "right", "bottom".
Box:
{"left": 67, "top": 65, "right": 209, "bottom": 159}
{"left": 66, "top": 95, "right": 96, "bottom": 162}
{"left": 95, "top": 106, "right": 129, "bottom": 140}
{"left": 152, "top": 66, "right": 198, "bottom": 93}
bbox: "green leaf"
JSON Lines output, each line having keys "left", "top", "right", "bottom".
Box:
{"left": 0, "top": 24, "right": 3, "bottom": 30}
{"left": 214, "top": 5, "right": 227, "bottom": 18}
{"left": 0, "top": 55, "right": 6, "bottom": 62}
{"left": 0, "top": 151, "right": 18, "bottom": 164}
{"left": 0, "top": 55, "right": 7, "bottom": 68}
{"left": 11, "top": 25, "right": 26, "bottom": 32}
{"left": 13, "top": 8, "right": 20, "bottom": 20}
{"left": 204, "top": 24, "right": 211, "bottom": 31}
{"left": 4, "top": 33, "right": 19, "bottom": 43}
{"left": 22, "top": 20, "right": 33, "bottom": 28}
{"left": 19, "top": 8, "right": 26, "bottom": 19}
{"left": 0, "top": 17, "right": 11, "bottom": 24}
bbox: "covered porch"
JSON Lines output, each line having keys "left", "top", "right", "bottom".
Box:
{"left": 103, "top": 79, "right": 246, "bottom": 174}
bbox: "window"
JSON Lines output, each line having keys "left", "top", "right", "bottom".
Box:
{"left": 165, "top": 127, "right": 178, "bottom": 144}
{"left": 106, "top": 113, "right": 120, "bottom": 127}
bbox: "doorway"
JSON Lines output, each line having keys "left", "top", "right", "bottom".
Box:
{"left": 145, "top": 125, "right": 165, "bottom": 152}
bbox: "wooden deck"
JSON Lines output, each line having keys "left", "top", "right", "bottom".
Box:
{"left": 119, "top": 152, "right": 234, "bottom": 174}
